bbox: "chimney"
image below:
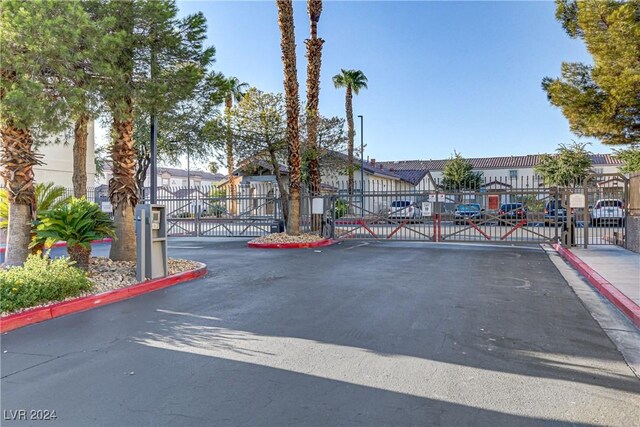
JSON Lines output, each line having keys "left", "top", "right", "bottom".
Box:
{"left": 379, "top": 164, "right": 384, "bottom": 170}
{"left": 370, "top": 158, "right": 376, "bottom": 167}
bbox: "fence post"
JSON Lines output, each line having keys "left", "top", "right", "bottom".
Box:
{"left": 330, "top": 195, "right": 336, "bottom": 239}
{"left": 195, "top": 191, "right": 200, "bottom": 237}
{"left": 583, "top": 177, "right": 589, "bottom": 248}
{"left": 627, "top": 173, "right": 640, "bottom": 253}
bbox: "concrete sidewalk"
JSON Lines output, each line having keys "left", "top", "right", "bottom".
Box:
{"left": 572, "top": 246, "right": 640, "bottom": 306}
{"left": 557, "top": 244, "right": 640, "bottom": 328}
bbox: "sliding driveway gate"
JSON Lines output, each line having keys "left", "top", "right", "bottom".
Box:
{"left": 325, "top": 174, "right": 629, "bottom": 247}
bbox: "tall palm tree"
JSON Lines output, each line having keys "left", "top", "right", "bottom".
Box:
{"left": 305, "top": 0, "right": 324, "bottom": 199}
{"left": 109, "top": 96, "right": 139, "bottom": 261}
{"left": 220, "top": 75, "right": 248, "bottom": 215}
{"left": 0, "top": 122, "right": 40, "bottom": 265}
{"left": 276, "top": 0, "right": 301, "bottom": 235}
{"left": 332, "top": 69, "right": 368, "bottom": 199}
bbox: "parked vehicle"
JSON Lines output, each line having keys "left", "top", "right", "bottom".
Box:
{"left": 498, "top": 203, "right": 527, "bottom": 225}
{"left": 388, "top": 200, "right": 422, "bottom": 220}
{"left": 454, "top": 203, "right": 483, "bottom": 224}
{"left": 544, "top": 200, "right": 567, "bottom": 226}
{"left": 590, "top": 199, "right": 625, "bottom": 226}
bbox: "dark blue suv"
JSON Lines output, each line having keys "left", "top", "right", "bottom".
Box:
{"left": 544, "top": 200, "right": 567, "bottom": 225}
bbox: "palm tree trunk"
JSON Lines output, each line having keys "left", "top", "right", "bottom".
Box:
{"left": 345, "top": 85, "right": 354, "bottom": 207}
{"left": 108, "top": 100, "right": 138, "bottom": 262}
{"left": 269, "top": 149, "right": 289, "bottom": 226}
{"left": 276, "top": 0, "right": 301, "bottom": 235}
{"left": 68, "top": 244, "right": 91, "bottom": 271}
{"left": 0, "top": 123, "right": 39, "bottom": 266}
{"left": 306, "top": 0, "right": 324, "bottom": 232}
{"left": 73, "top": 113, "right": 89, "bottom": 198}
{"left": 225, "top": 101, "right": 237, "bottom": 216}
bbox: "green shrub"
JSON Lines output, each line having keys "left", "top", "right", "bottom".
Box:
{"left": 0, "top": 255, "right": 92, "bottom": 313}
{"left": 335, "top": 199, "right": 348, "bottom": 218}
{"left": 0, "top": 182, "right": 70, "bottom": 230}
{"left": 210, "top": 187, "right": 226, "bottom": 198}
{"left": 204, "top": 203, "right": 226, "bottom": 218}
{"left": 31, "top": 198, "right": 115, "bottom": 270}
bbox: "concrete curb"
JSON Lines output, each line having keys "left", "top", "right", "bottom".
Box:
{"left": 553, "top": 243, "right": 640, "bottom": 328}
{"left": 247, "top": 239, "right": 337, "bottom": 249}
{"left": 0, "top": 262, "right": 207, "bottom": 333}
{"left": 0, "top": 238, "right": 113, "bottom": 254}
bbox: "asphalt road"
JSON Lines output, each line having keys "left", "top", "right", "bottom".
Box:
{"left": 2, "top": 239, "right": 639, "bottom": 426}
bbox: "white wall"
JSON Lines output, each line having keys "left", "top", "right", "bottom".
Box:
{"left": 32, "top": 121, "right": 96, "bottom": 189}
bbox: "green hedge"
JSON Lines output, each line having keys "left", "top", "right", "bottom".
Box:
{"left": 1, "top": 255, "right": 92, "bottom": 314}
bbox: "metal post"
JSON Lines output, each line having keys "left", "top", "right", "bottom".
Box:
{"left": 187, "top": 146, "right": 191, "bottom": 191}
{"left": 358, "top": 115, "right": 364, "bottom": 217}
{"left": 583, "top": 177, "right": 589, "bottom": 248}
{"left": 195, "top": 190, "right": 199, "bottom": 237}
{"left": 150, "top": 115, "right": 158, "bottom": 204}
{"left": 149, "top": 26, "right": 158, "bottom": 205}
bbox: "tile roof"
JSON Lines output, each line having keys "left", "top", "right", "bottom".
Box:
{"left": 235, "top": 159, "right": 289, "bottom": 175}
{"left": 378, "top": 153, "right": 622, "bottom": 171}
{"left": 158, "top": 167, "right": 225, "bottom": 181}
{"left": 388, "top": 169, "right": 430, "bottom": 186}
{"left": 324, "top": 151, "right": 410, "bottom": 182}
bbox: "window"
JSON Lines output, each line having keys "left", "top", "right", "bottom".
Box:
{"left": 594, "top": 168, "right": 604, "bottom": 174}
{"left": 509, "top": 170, "right": 518, "bottom": 179}
{"left": 391, "top": 201, "right": 411, "bottom": 208}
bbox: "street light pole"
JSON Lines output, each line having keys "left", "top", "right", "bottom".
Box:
{"left": 149, "top": 31, "right": 158, "bottom": 205}
{"left": 150, "top": 115, "right": 157, "bottom": 204}
{"left": 358, "top": 115, "right": 364, "bottom": 217}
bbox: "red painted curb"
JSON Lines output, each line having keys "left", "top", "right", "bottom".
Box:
{"left": 0, "top": 263, "right": 207, "bottom": 333}
{"left": 0, "top": 238, "right": 113, "bottom": 254}
{"left": 554, "top": 243, "right": 640, "bottom": 329}
{"left": 247, "top": 239, "right": 336, "bottom": 249}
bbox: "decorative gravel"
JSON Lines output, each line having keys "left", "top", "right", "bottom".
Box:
{"left": 249, "top": 232, "right": 326, "bottom": 244}
{"left": 87, "top": 257, "right": 202, "bottom": 293}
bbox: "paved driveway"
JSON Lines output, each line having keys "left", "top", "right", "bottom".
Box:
{"left": 2, "top": 239, "right": 639, "bottom": 426}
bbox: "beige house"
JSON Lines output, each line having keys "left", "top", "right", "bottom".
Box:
{"left": 378, "top": 153, "right": 624, "bottom": 188}
{"left": 97, "top": 165, "right": 226, "bottom": 189}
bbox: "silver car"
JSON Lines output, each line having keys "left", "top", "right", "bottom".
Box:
{"left": 388, "top": 200, "right": 422, "bottom": 219}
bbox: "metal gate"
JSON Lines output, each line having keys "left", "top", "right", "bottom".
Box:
{"left": 326, "top": 174, "right": 628, "bottom": 246}
{"left": 156, "top": 186, "right": 283, "bottom": 237}
{"left": 579, "top": 173, "right": 629, "bottom": 247}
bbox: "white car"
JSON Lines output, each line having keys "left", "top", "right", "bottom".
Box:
{"left": 590, "top": 199, "right": 625, "bottom": 226}
{"left": 388, "top": 200, "right": 422, "bottom": 220}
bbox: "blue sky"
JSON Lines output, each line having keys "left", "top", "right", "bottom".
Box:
{"left": 163, "top": 1, "right": 604, "bottom": 166}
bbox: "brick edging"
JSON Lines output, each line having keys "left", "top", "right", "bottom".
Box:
{"left": 247, "top": 239, "right": 336, "bottom": 249}
{"left": 0, "top": 263, "right": 207, "bottom": 333}
{"left": 0, "top": 238, "right": 113, "bottom": 254}
{"left": 553, "top": 243, "right": 640, "bottom": 328}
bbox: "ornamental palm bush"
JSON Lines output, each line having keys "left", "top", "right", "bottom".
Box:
{"left": 0, "top": 182, "right": 71, "bottom": 254}
{"left": 0, "top": 182, "right": 71, "bottom": 229}
{"left": 32, "top": 198, "right": 115, "bottom": 270}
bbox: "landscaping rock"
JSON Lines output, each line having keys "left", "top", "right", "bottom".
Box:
{"left": 249, "top": 232, "right": 324, "bottom": 244}
{"left": 87, "top": 257, "right": 201, "bottom": 292}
